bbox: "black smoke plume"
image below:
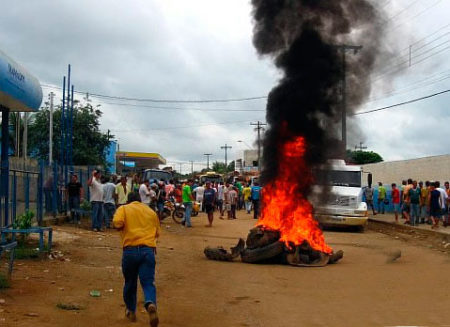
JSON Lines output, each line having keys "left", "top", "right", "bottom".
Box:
{"left": 251, "top": 0, "right": 384, "bottom": 189}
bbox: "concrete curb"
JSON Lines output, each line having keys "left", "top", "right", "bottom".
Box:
{"left": 369, "top": 218, "right": 450, "bottom": 240}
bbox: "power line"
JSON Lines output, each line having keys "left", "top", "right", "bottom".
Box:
{"left": 40, "top": 84, "right": 267, "bottom": 103}
{"left": 100, "top": 101, "right": 264, "bottom": 112}
{"left": 110, "top": 119, "right": 260, "bottom": 133}
{"left": 353, "top": 88, "right": 450, "bottom": 116}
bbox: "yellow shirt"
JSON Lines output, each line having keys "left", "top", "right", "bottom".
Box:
{"left": 113, "top": 201, "right": 161, "bottom": 248}
{"left": 115, "top": 183, "right": 130, "bottom": 205}
{"left": 243, "top": 187, "right": 252, "bottom": 201}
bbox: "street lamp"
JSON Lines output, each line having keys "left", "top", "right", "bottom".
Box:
{"left": 237, "top": 140, "right": 252, "bottom": 149}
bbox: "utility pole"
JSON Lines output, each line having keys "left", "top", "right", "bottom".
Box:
{"left": 335, "top": 44, "right": 362, "bottom": 151}
{"left": 220, "top": 144, "right": 232, "bottom": 171}
{"left": 179, "top": 163, "right": 182, "bottom": 175}
{"left": 250, "top": 121, "right": 267, "bottom": 172}
{"left": 203, "top": 153, "right": 212, "bottom": 170}
{"left": 49, "top": 92, "right": 54, "bottom": 165}
{"left": 190, "top": 161, "right": 194, "bottom": 176}
{"left": 354, "top": 142, "right": 367, "bottom": 152}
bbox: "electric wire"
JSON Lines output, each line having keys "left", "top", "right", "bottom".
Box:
{"left": 353, "top": 88, "right": 450, "bottom": 116}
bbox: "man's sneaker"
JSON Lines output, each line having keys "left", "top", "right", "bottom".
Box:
{"left": 147, "top": 303, "right": 159, "bottom": 327}
{"left": 125, "top": 309, "right": 136, "bottom": 322}
{"left": 93, "top": 228, "right": 98, "bottom": 232}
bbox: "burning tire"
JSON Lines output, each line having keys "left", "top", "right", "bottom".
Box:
{"left": 245, "top": 228, "right": 280, "bottom": 249}
{"left": 240, "top": 241, "right": 284, "bottom": 263}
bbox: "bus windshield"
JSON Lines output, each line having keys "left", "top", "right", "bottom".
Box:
{"left": 199, "top": 174, "right": 223, "bottom": 184}
{"left": 143, "top": 170, "right": 172, "bottom": 183}
{"left": 314, "top": 170, "right": 361, "bottom": 187}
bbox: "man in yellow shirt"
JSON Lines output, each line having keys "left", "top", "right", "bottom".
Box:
{"left": 242, "top": 183, "right": 252, "bottom": 214}
{"left": 115, "top": 176, "right": 130, "bottom": 206}
{"left": 113, "top": 192, "right": 160, "bottom": 326}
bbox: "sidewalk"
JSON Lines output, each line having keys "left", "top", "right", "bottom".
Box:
{"left": 369, "top": 213, "right": 450, "bottom": 236}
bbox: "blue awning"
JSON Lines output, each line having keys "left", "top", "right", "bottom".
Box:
{"left": 0, "top": 49, "right": 42, "bottom": 112}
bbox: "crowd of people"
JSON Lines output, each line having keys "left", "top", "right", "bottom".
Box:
{"left": 364, "top": 179, "right": 450, "bottom": 229}
{"left": 65, "top": 170, "right": 263, "bottom": 232}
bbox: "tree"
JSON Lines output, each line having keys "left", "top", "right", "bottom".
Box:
{"left": 211, "top": 160, "right": 236, "bottom": 174}
{"left": 346, "top": 150, "right": 383, "bottom": 165}
{"left": 28, "top": 102, "right": 112, "bottom": 166}
{"left": 211, "top": 161, "right": 226, "bottom": 174}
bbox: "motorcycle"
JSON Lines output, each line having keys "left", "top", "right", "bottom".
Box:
{"left": 159, "top": 199, "right": 175, "bottom": 221}
{"left": 172, "top": 201, "right": 200, "bottom": 224}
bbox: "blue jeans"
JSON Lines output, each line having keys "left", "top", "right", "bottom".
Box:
{"left": 91, "top": 201, "right": 103, "bottom": 230}
{"left": 69, "top": 195, "right": 80, "bottom": 222}
{"left": 183, "top": 202, "right": 192, "bottom": 227}
{"left": 410, "top": 203, "right": 420, "bottom": 225}
{"left": 122, "top": 246, "right": 157, "bottom": 312}
{"left": 245, "top": 200, "right": 252, "bottom": 213}
{"left": 103, "top": 203, "right": 116, "bottom": 227}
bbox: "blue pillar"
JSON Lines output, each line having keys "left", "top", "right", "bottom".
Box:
{"left": 1, "top": 106, "right": 10, "bottom": 226}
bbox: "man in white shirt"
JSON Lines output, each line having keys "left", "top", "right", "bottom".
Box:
{"left": 435, "top": 181, "right": 448, "bottom": 218}
{"left": 194, "top": 183, "right": 205, "bottom": 211}
{"left": 217, "top": 183, "right": 225, "bottom": 218}
{"left": 88, "top": 170, "right": 104, "bottom": 232}
{"left": 139, "top": 180, "right": 151, "bottom": 205}
{"left": 103, "top": 176, "right": 116, "bottom": 228}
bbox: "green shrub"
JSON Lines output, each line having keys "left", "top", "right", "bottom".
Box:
{"left": 13, "top": 210, "right": 34, "bottom": 230}
{"left": 80, "top": 200, "right": 91, "bottom": 211}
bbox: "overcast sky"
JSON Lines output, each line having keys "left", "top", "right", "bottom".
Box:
{"left": 1, "top": 0, "right": 449, "bottom": 173}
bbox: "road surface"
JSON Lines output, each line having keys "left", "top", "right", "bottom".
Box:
{"left": 1, "top": 211, "right": 449, "bottom": 327}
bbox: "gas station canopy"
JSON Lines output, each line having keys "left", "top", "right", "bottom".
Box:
{"left": 116, "top": 151, "right": 166, "bottom": 171}
{"left": 0, "top": 49, "right": 42, "bottom": 112}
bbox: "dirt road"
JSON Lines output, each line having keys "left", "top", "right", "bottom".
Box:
{"left": 1, "top": 211, "right": 450, "bottom": 327}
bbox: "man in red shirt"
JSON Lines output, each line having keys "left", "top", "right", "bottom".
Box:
{"left": 391, "top": 183, "right": 400, "bottom": 223}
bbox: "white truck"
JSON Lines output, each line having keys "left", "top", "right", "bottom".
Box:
{"left": 311, "top": 159, "right": 371, "bottom": 230}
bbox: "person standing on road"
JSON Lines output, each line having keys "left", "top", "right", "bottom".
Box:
{"left": 103, "top": 176, "right": 116, "bottom": 228}
{"left": 139, "top": 180, "right": 151, "bottom": 205}
{"left": 217, "top": 182, "right": 225, "bottom": 218}
{"left": 194, "top": 183, "right": 205, "bottom": 211}
{"left": 113, "top": 192, "right": 160, "bottom": 326}
{"left": 364, "top": 185, "right": 377, "bottom": 216}
{"left": 243, "top": 183, "right": 252, "bottom": 214}
{"left": 377, "top": 182, "right": 386, "bottom": 214}
{"left": 444, "top": 181, "right": 450, "bottom": 226}
{"left": 429, "top": 182, "right": 442, "bottom": 229}
{"left": 391, "top": 183, "right": 400, "bottom": 223}
{"left": 228, "top": 187, "right": 238, "bottom": 219}
{"left": 435, "top": 181, "right": 448, "bottom": 227}
{"left": 203, "top": 181, "right": 216, "bottom": 227}
{"left": 173, "top": 183, "right": 182, "bottom": 204}
{"left": 251, "top": 182, "right": 262, "bottom": 219}
{"left": 419, "top": 181, "right": 429, "bottom": 224}
{"left": 88, "top": 170, "right": 104, "bottom": 232}
{"left": 408, "top": 181, "right": 421, "bottom": 226}
{"left": 165, "top": 179, "right": 175, "bottom": 200}
{"left": 66, "top": 174, "right": 83, "bottom": 224}
{"left": 402, "top": 178, "right": 413, "bottom": 223}
{"left": 115, "top": 176, "right": 131, "bottom": 207}
{"left": 181, "top": 180, "right": 194, "bottom": 227}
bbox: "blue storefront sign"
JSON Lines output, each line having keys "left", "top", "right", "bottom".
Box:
{"left": 0, "top": 49, "right": 42, "bottom": 112}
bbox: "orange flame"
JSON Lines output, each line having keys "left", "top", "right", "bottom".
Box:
{"left": 257, "top": 136, "right": 333, "bottom": 254}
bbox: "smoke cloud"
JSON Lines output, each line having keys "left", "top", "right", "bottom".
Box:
{"left": 251, "top": 0, "right": 385, "bottom": 187}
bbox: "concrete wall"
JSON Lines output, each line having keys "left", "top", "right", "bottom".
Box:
{"left": 362, "top": 154, "right": 450, "bottom": 185}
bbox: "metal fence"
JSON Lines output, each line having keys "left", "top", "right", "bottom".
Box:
{"left": 0, "top": 159, "right": 96, "bottom": 228}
